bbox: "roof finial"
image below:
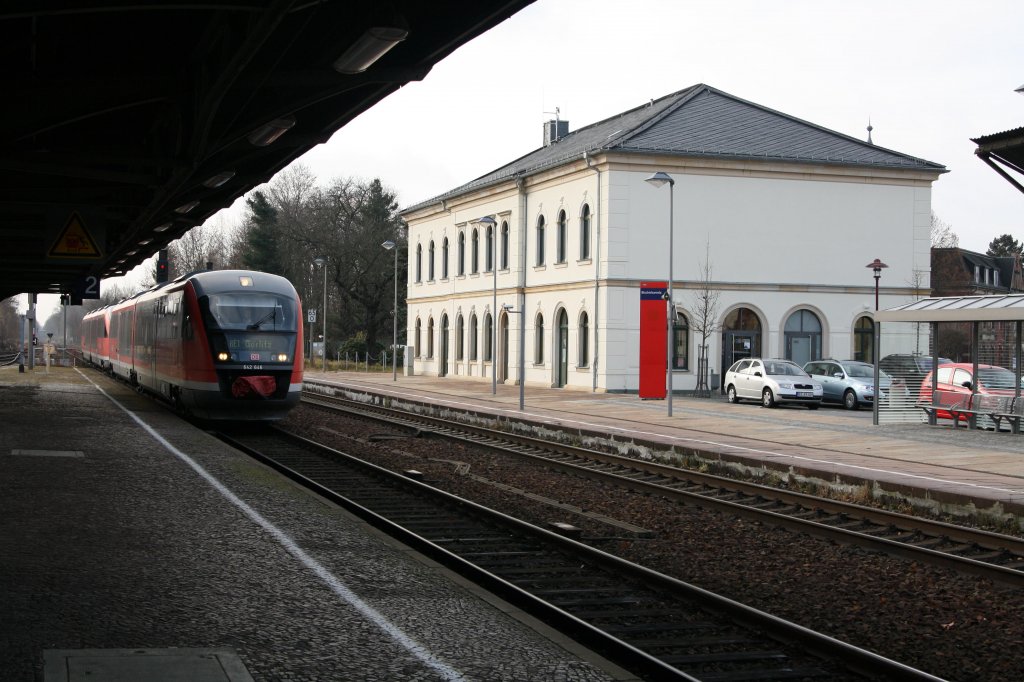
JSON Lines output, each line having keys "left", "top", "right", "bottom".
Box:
{"left": 866, "top": 117, "right": 874, "bottom": 145}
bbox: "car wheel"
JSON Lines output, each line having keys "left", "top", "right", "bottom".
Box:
{"left": 843, "top": 389, "right": 859, "bottom": 411}
{"left": 762, "top": 387, "right": 776, "bottom": 408}
{"left": 726, "top": 385, "right": 739, "bottom": 403}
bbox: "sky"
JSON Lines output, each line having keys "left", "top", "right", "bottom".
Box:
{"left": 22, "top": 0, "right": 1024, "bottom": 319}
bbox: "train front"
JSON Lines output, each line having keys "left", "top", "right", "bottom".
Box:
{"left": 184, "top": 271, "right": 303, "bottom": 420}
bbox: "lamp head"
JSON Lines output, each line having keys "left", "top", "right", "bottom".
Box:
{"left": 645, "top": 171, "right": 674, "bottom": 188}
{"left": 381, "top": 240, "right": 396, "bottom": 250}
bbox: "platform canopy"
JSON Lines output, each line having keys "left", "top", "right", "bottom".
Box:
{"left": 876, "top": 293, "right": 1024, "bottom": 323}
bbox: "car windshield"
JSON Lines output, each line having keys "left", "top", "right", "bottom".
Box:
{"left": 977, "top": 367, "right": 1024, "bottom": 390}
{"left": 203, "top": 292, "right": 298, "bottom": 331}
{"left": 845, "top": 363, "right": 875, "bottom": 378}
{"left": 765, "top": 361, "right": 805, "bottom": 376}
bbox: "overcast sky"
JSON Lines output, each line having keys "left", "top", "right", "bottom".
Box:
{"left": 294, "top": 0, "right": 1022, "bottom": 255}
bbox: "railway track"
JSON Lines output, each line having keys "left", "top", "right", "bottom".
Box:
{"left": 217, "top": 425, "right": 943, "bottom": 682}
{"left": 300, "top": 389, "right": 1024, "bottom": 587}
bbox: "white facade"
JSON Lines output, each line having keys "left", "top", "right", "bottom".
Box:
{"left": 400, "top": 88, "right": 944, "bottom": 393}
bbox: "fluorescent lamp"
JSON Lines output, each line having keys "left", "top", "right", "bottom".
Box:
{"left": 247, "top": 116, "right": 296, "bottom": 146}
{"left": 174, "top": 200, "right": 199, "bottom": 214}
{"left": 333, "top": 27, "right": 408, "bottom": 74}
{"left": 202, "top": 171, "right": 235, "bottom": 188}
{"left": 154, "top": 223, "right": 172, "bottom": 233}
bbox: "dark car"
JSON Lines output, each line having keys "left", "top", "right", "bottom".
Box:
{"left": 879, "top": 354, "right": 952, "bottom": 387}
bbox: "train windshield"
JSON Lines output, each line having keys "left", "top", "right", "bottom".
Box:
{"left": 204, "top": 292, "right": 297, "bottom": 332}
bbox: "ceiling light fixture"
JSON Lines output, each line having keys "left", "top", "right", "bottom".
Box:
{"left": 154, "top": 223, "right": 172, "bottom": 233}
{"left": 247, "top": 116, "right": 296, "bottom": 146}
{"left": 174, "top": 200, "right": 199, "bottom": 214}
{"left": 202, "top": 171, "right": 235, "bottom": 188}
{"left": 333, "top": 27, "right": 408, "bottom": 74}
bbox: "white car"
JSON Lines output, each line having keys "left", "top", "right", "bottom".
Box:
{"left": 724, "top": 358, "right": 823, "bottom": 409}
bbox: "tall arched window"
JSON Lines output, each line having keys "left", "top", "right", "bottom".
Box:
{"left": 483, "top": 312, "right": 493, "bottom": 361}
{"left": 442, "top": 237, "right": 449, "bottom": 279}
{"left": 784, "top": 309, "right": 822, "bottom": 366}
{"left": 427, "top": 317, "right": 434, "bottom": 358}
{"left": 485, "top": 225, "right": 494, "bottom": 272}
{"left": 578, "top": 311, "right": 589, "bottom": 367}
{"left": 414, "top": 317, "right": 422, "bottom": 357}
{"left": 534, "top": 313, "right": 545, "bottom": 364}
{"left": 469, "top": 313, "right": 478, "bottom": 361}
{"left": 415, "top": 244, "right": 422, "bottom": 283}
{"left": 580, "top": 204, "right": 591, "bottom": 260}
{"left": 458, "top": 232, "right": 466, "bottom": 276}
{"left": 455, "top": 314, "right": 464, "bottom": 360}
{"left": 853, "top": 316, "right": 874, "bottom": 362}
{"left": 536, "top": 216, "right": 546, "bottom": 266}
{"left": 428, "top": 241, "right": 435, "bottom": 281}
{"left": 673, "top": 310, "right": 689, "bottom": 370}
{"left": 501, "top": 221, "right": 510, "bottom": 270}
{"left": 556, "top": 210, "right": 567, "bottom": 263}
{"left": 471, "top": 228, "right": 480, "bottom": 274}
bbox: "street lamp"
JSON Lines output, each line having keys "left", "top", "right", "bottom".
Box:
{"left": 865, "top": 258, "right": 888, "bottom": 311}
{"left": 382, "top": 240, "right": 398, "bottom": 381}
{"left": 474, "top": 215, "right": 498, "bottom": 395}
{"left": 645, "top": 171, "right": 675, "bottom": 417}
{"left": 502, "top": 303, "right": 525, "bottom": 411}
{"left": 314, "top": 256, "right": 327, "bottom": 373}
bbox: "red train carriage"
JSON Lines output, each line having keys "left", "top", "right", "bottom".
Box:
{"left": 82, "top": 270, "right": 303, "bottom": 420}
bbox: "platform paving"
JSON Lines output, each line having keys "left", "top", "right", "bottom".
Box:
{"left": 306, "top": 369, "right": 1024, "bottom": 524}
{"left": 0, "top": 365, "right": 629, "bottom": 682}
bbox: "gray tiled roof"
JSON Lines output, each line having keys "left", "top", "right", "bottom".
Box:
{"left": 402, "top": 84, "right": 946, "bottom": 213}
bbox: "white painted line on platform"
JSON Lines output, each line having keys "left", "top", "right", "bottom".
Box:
{"left": 79, "top": 370, "right": 468, "bottom": 682}
{"left": 323, "top": 378, "right": 1024, "bottom": 498}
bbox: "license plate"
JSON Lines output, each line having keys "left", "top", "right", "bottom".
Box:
{"left": 797, "top": 391, "right": 813, "bottom": 398}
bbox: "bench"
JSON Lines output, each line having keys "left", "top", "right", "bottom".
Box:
{"left": 989, "top": 397, "right": 1024, "bottom": 434}
{"left": 948, "top": 394, "right": 1011, "bottom": 430}
{"left": 919, "top": 397, "right": 968, "bottom": 426}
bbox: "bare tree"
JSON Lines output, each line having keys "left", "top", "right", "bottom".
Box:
{"left": 168, "top": 218, "right": 235, "bottom": 276}
{"left": 930, "top": 212, "right": 959, "bottom": 248}
{"left": 689, "top": 242, "right": 720, "bottom": 396}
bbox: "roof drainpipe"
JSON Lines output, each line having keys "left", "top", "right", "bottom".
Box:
{"left": 516, "top": 175, "right": 528, "bottom": 394}
{"left": 584, "top": 151, "right": 601, "bottom": 392}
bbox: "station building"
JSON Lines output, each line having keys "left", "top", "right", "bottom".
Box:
{"left": 399, "top": 84, "right": 946, "bottom": 392}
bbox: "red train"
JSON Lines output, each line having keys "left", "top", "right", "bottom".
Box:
{"left": 81, "top": 270, "right": 304, "bottom": 420}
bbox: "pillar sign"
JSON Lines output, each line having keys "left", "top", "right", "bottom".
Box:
{"left": 639, "top": 281, "right": 667, "bottom": 400}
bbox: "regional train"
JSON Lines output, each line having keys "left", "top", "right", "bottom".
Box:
{"left": 81, "top": 270, "right": 303, "bottom": 420}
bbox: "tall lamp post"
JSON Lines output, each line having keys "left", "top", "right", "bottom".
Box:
{"left": 866, "top": 258, "right": 888, "bottom": 311}
{"left": 645, "top": 171, "right": 676, "bottom": 417}
{"left": 382, "top": 240, "right": 398, "bottom": 381}
{"left": 314, "top": 256, "right": 327, "bottom": 373}
{"left": 474, "top": 216, "right": 498, "bottom": 395}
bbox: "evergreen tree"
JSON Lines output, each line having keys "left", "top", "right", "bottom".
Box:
{"left": 241, "top": 191, "right": 284, "bottom": 274}
{"left": 987, "top": 234, "right": 1022, "bottom": 258}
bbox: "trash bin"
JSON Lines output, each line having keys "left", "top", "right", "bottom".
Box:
{"left": 710, "top": 370, "right": 720, "bottom": 390}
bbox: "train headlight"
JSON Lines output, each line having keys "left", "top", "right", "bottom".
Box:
{"left": 217, "top": 352, "right": 230, "bottom": 361}
{"left": 276, "top": 354, "right": 289, "bottom": 362}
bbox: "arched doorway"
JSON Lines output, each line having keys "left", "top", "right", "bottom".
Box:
{"left": 784, "top": 309, "right": 822, "bottom": 366}
{"left": 721, "top": 307, "right": 762, "bottom": 373}
{"left": 439, "top": 314, "right": 449, "bottom": 377}
{"left": 555, "top": 309, "right": 569, "bottom": 387}
{"left": 499, "top": 311, "right": 509, "bottom": 382}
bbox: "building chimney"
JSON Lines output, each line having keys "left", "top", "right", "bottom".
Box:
{"left": 542, "top": 119, "right": 569, "bottom": 147}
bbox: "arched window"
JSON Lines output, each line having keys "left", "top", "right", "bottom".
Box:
{"left": 486, "top": 225, "right": 494, "bottom": 272}
{"left": 455, "top": 314, "right": 464, "bottom": 360}
{"left": 469, "top": 313, "right": 478, "bottom": 361}
{"left": 784, "top": 309, "right": 822, "bottom": 366}
{"left": 578, "top": 311, "right": 589, "bottom": 367}
{"left": 442, "top": 237, "right": 449, "bottom": 279}
{"left": 673, "top": 310, "right": 689, "bottom": 370}
{"left": 428, "top": 241, "right": 435, "bottom": 281}
{"left": 556, "top": 210, "right": 567, "bottom": 264}
{"left": 471, "top": 228, "right": 479, "bottom": 274}
{"left": 536, "top": 215, "right": 545, "bottom": 266}
{"left": 414, "top": 317, "right": 422, "bottom": 357}
{"left": 853, "top": 316, "right": 874, "bottom": 363}
{"left": 427, "top": 317, "right": 434, "bottom": 358}
{"left": 534, "top": 312, "right": 545, "bottom": 364}
{"left": 458, "top": 232, "right": 466, "bottom": 276}
{"left": 580, "top": 204, "right": 591, "bottom": 260}
{"left": 415, "top": 244, "right": 422, "bottom": 283}
{"left": 483, "top": 312, "right": 493, "bottom": 361}
{"left": 501, "top": 221, "right": 510, "bottom": 270}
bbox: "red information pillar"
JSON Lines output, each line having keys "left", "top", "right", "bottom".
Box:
{"left": 639, "top": 281, "right": 667, "bottom": 399}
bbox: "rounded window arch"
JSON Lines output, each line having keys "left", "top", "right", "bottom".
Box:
{"left": 469, "top": 313, "right": 478, "bottom": 361}
{"left": 426, "top": 317, "right": 435, "bottom": 358}
{"left": 673, "top": 308, "right": 689, "bottom": 371}
{"left": 783, "top": 309, "right": 822, "bottom": 365}
{"left": 483, "top": 312, "right": 493, "bottom": 361}
{"left": 556, "top": 209, "right": 568, "bottom": 264}
{"left": 485, "top": 225, "right": 494, "bottom": 272}
{"left": 471, "top": 228, "right": 480, "bottom": 274}
{"left": 853, "top": 315, "right": 875, "bottom": 363}
{"left": 500, "top": 221, "right": 510, "bottom": 269}
{"left": 455, "top": 313, "right": 464, "bottom": 361}
{"left": 578, "top": 310, "right": 590, "bottom": 367}
{"left": 428, "top": 240, "right": 435, "bottom": 281}
{"left": 441, "top": 237, "right": 449, "bottom": 279}
{"left": 534, "top": 312, "right": 545, "bottom": 364}
{"left": 721, "top": 306, "right": 763, "bottom": 371}
{"left": 415, "top": 243, "right": 422, "bottom": 283}
{"left": 414, "top": 316, "right": 422, "bottom": 357}
{"left": 458, "top": 232, "right": 466, "bottom": 276}
{"left": 536, "top": 215, "right": 546, "bottom": 266}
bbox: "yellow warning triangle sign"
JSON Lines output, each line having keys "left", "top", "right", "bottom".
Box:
{"left": 49, "top": 212, "right": 102, "bottom": 259}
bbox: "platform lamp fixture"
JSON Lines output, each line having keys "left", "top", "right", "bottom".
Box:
{"left": 314, "top": 257, "right": 327, "bottom": 373}
{"left": 382, "top": 240, "right": 398, "bottom": 381}
{"left": 866, "top": 258, "right": 888, "bottom": 311}
{"left": 645, "top": 171, "right": 676, "bottom": 417}
{"left": 473, "top": 216, "right": 498, "bottom": 395}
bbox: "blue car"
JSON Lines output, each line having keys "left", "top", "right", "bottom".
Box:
{"left": 803, "top": 359, "right": 891, "bottom": 410}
